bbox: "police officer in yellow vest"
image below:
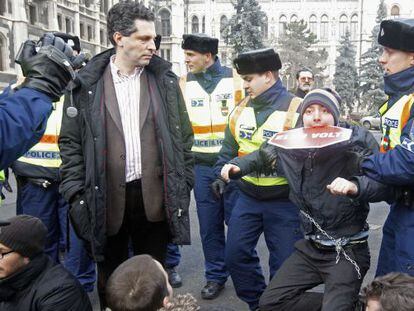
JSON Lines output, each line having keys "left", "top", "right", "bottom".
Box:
{"left": 11, "top": 33, "right": 95, "bottom": 292}
{"left": 175, "top": 33, "right": 243, "bottom": 299}
{"left": 360, "top": 19, "right": 414, "bottom": 277}
{"left": 213, "top": 48, "right": 303, "bottom": 310}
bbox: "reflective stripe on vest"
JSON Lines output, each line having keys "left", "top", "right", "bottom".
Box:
{"left": 16, "top": 98, "right": 64, "bottom": 168}
{"left": 231, "top": 99, "right": 300, "bottom": 186}
{"left": 379, "top": 94, "right": 414, "bottom": 153}
{"left": 180, "top": 71, "right": 244, "bottom": 153}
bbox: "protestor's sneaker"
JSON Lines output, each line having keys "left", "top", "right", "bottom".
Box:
{"left": 201, "top": 281, "right": 225, "bottom": 300}
{"left": 166, "top": 267, "right": 182, "bottom": 288}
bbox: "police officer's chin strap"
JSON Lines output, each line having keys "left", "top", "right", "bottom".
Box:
{"left": 300, "top": 210, "right": 362, "bottom": 279}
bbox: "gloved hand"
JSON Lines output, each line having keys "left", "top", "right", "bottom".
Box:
{"left": 259, "top": 143, "right": 278, "bottom": 174}
{"left": 211, "top": 177, "right": 227, "bottom": 200}
{"left": 16, "top": 33, "right": 83, "bottom": 101}
{"left": 344, "top": 149, "right": 371, "bottom": 175}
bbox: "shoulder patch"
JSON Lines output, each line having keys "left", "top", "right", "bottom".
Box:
{"left": 401, "top": 137, "right": 414, "bottom": 154}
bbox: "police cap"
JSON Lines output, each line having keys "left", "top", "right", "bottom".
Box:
{"left": 182, "top": 34, "right": 219, "bottom": 55}
{"left": 378, "top": 18, "right": 414, "bottom": 52}
{"left": 233, "top": 48, "right": 282, "bottom": 75}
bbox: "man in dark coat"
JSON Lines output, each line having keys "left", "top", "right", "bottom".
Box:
{"left": 0, "top": 215, "right": 91, "bottom": 311}
{"left": 294, "top": 68, "right": 314, "bottom": 98}
{"left": 58, "top": 1, "right": 194, "bottom": 308}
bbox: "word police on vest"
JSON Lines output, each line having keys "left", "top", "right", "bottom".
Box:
{"left": 269, "top": 126, "right": 352, "bottom": 149}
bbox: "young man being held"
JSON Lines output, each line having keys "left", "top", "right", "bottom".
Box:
{"left": 222, "top": 89, "right": 392, "bottom": 310}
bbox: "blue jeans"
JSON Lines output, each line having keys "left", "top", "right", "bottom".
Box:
{"left": 225, "top": 192, "right": 302, "bottom": 310}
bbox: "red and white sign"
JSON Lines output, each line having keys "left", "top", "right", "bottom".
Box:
{"left": 268, "top": 126, "right": 352, "bottom": 149}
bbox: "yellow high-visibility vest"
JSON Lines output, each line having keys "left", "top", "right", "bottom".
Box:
{"left": 16, "top": 97, "right": 64, "bottom": 168}
{"left": 379, "top": 93, "right": 414, "bottom": 153}
{"left": 230, "top": 97, "right": 302, "bottom": 186}
{"left": 180, "top": 69, "right": 244, "bottom": 154}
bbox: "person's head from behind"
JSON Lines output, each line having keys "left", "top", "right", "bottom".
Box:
{"left": 362, "top": 272, "right": 414, "bottom": 311}
{"left": 0, "top": 215, "right": 47, "bottom": 279}
{"left": 296, "top": 68, "right": 314, "bottom": 93}
{"left": 107, "top": 1, "right": 156, "bottom": 68}
{"left": 300, "top": 88, "right": 341, "bottom": 128}
{"left": 182, "top": 34, "right": 218, "bottom": 74}
{"left": 106, "top": 255, "right": 173, "bottom": 311}
{"left": 378, "top": 19, "right": 414, "bottom": 75}
{"left": 234, "top": 48, "right": 282, "bottom": 99}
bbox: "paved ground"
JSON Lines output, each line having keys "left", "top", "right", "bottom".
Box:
{"left": 0, "top": 131, "right": 390, "bottom": 310}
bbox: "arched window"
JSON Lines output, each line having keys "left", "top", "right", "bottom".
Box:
{"left": 290, "top": 15, "right": 298, "bottom": 23}
{"left": 391, "top": 5, "right": 400, "bottom": 18}
{"left": 279, "top": 15, "right": 287, "bottom": 37}
{"left": 339, "top": 14, "right": 348, "bottom": 38}
{"left": 220, "top": 15, "right": 228, "bottom": 40}
{"left": 262, "top": 14, "right": 268, "bottom": 39}
{"left": 350, "top": 14, "right": 358, "bottom": 40}
{"left": 309, "top": 15, "right": 317, "bottom": 36}
{"left": 202, "top": 16, "right": 205, "bottom": 33}
{"left": 159, "top": 9, "right": 171, "bottom": 36}
{"left": 320, "top": 15, "right": 329, "bottom": 41}
{"left": 191, "top": 15, "right": 199, "bottom": 34}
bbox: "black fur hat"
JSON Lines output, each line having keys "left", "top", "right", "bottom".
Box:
{"left": 233, "top": 48, "right": 282, "bottom": 75}
{"left": 181, "top": 34, "right": 218, "bottom": 55}
{"left": 378, "top": 18, "right": 414, "bottom": 52}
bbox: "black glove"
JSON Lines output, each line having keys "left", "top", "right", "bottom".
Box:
{"left": 344, "top": 149, "right": 371, "bottom": 176}
{"left": 259, "top": 143, "right": 278, "bottom": 175}
{"left": 16, "top": 33, "right": 82, "bottom": 101}
{"left": 211, "top": 177, "right": 227, "bottom": 200}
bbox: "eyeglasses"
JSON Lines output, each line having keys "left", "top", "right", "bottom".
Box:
{"left": 0, "top": 250, "right": 14, "bottom": 259}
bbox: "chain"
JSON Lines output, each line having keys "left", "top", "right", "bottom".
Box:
{"left": 300, "top": 210, "right": 362, "bottom": 279}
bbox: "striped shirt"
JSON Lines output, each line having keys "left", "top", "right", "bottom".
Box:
{"left": 110, "top": 55, "right": 143, "bottom": 182}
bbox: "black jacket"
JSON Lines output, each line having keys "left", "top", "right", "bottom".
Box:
{"left": 59, "top": 49, "right": 194, "bottom": 260}
{"left": 233, "top": 124, "right": 392, "bottom": 238}
{"left": 0, "top": 254, "right": 91, "bottom": 311}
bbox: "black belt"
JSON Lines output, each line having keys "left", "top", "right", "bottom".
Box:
{"left": 310, "top": 238, "right": 368, "bottom": 251}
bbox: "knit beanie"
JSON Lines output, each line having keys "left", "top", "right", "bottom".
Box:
{"left": 300, "top": 88, "right": 341, "bottom": 125}
{"left": 0, "top": 215, "right": 47, "bottom": 258}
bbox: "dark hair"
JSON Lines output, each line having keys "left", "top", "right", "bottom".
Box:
{"left": 107, "top": 1, "right": 155, "bottom": 46}
{"left": 106, "top": 255, "right": 169, "bottom": 311}
{"left": 361, "top": 273, "right": 414, "bottom": 311}
{"left": 296, "top": 68, "right": 314, "bottom": 79}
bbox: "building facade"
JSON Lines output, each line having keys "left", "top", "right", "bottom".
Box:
{"left": 0, "top": 0, "right": 413, "bottom": 88}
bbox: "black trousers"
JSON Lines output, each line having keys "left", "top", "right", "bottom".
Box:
{"left": 97, "top": 180, "right": 170, "bottom": 309}
{"left": 259, "top": 239, "right": 370, "bottom": 311}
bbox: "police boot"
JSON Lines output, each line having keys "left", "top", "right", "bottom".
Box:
{"left": 166, "top": 267, "right": 182, "bottom": 288}
{"left": 201, "top": 281, "right": 225, "bottom": 300}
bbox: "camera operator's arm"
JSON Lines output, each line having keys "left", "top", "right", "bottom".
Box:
{"left": 0, "top": 34, "right": 83, "bottom": 170}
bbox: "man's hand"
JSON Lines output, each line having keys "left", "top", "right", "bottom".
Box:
{"left": 327, "top": 177, "right": 358, "bottom": 196}
{"left": 221, "top": 164, "right": 241, "bottom": 182}
{"left": 16, "top": 33, "right": 85, "bottom": 101}
{"left": 211, "top": 178, "right": 227, "bottom": 200}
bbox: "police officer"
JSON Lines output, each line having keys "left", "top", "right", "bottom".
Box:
{"left": 359, "top": 18, "right": 414, "bottom": 277}
{"left": 178, "top": 33, "right": 244, "bottom": 299}
{"left": 214, "top": 48, "right": 303, "bottom": 310}
{"left": 294, "top": 68, "right": 314, "bottom": 98}
{"left": 0, "top": 34, "right": 79, "bottom": 169}
{"left": 11, "top": 33, "right": 95, "bottom": 292}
